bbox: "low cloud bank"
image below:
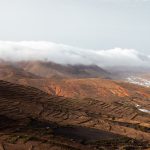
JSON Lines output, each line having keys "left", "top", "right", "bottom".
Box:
{"left": 0, "top": 41, "right": 150, "bottom": 67}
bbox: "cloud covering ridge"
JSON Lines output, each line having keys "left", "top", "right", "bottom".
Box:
{"left": 0, "top": 41, "right": 149, "bottom": 67}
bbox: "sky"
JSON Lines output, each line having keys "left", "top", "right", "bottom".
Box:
{"left": 0, "top": 0, "right": 150, "bottom": 66}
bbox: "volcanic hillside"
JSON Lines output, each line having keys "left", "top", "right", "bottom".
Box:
{"left": 0, "top": 80, "right": 150, "bottom": 149}
{"left": 14, "top": 61, "right": 111, "bottom": 78}
{"left": 6, "top": 77, "right": 150, "bottom": 101}
{"left": 0, "top": 63, "right": 39, "bottom": 80}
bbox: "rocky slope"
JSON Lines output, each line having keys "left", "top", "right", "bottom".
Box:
{"left": 0, "top": 80, "right": 150, "bottom": 149}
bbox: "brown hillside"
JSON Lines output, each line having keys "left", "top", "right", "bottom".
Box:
{"left": 0, "top": 63, "right": 39, "bottom": 80}
{"left": 0, "top": 80, "right": 150, "bottom": 149}
{"left": 15, "top": 61, "right": 111, "bottom": 78}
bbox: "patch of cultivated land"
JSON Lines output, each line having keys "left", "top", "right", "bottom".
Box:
{"left": 0, "top": 80, "right": 150, "bottom": 149}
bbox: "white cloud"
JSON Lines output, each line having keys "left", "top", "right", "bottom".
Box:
{"left": 0, "top": 41, "right": 150, "bottom": 67}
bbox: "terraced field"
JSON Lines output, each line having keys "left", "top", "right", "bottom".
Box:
{"left": 0, "top": 80, "right": 150, "bottom": 149}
